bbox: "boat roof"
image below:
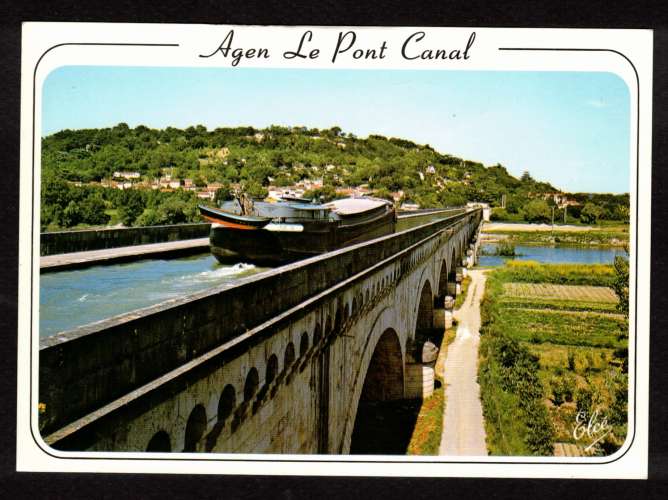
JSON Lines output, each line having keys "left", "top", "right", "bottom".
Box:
{"left": 286, "top": 203, "right": 330, "bottom": 211}
{"left": 324, "top": 197, "right": 390, "bottom": 215}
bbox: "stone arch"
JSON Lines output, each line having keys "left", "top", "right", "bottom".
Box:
{"left": 218, "top": 384, "right": 236, "bottom": 423}
{"left": 183, "top": 404, "right": 207, "bottom": 452}
{"left": 284, "top": 342, "right": 295, "bottom": 369}
{"left": 437, "top": 258, "right": 449, "bottom": 300}
{"left": 299, "top": 332, "right": 309, "bottom": 357}
{"left": 415, "top": 279, "right": 434, "bottom": 338}
{"left": 244, "top": 367, "right": 259, "bottom": 402}
{"left": 265, "top": 354, "right": 278, "bottom": 386}
{"left": 146, "top": 430, "right": 171, "bottom": 452}
{"left": 341, "top": 306, "right": 404, "bottom": 452}
{"left": 349, "top": 328, "right": 405, "bottom": 454}
{"left": 334, "top": 304, "right": 343, "bottom": 332}
{"left": 314, "top": 322, "right": 323, "bottom": 345}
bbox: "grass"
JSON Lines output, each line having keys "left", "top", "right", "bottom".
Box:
{"left": 497, "top": 308, "right": 626, "bottom": 348}
{"left": 503, "top": 282, "right": 618, "bottom": 303}
{"left": 494, "top": 260, "right": 616, "bottom": 286}
{"left": 454, "top": 275, "right": 471, "bottom": 309}
{"left": 407, "top": 313, "right": 459, "bottom": 455}
{"left": 478, "top": 261, "right": 628, "bottom": 456}
{"left": 486, "top": 230, "right": 628, "bottom": 247}
{"left": 406, "top": 377, "right": 444, "bottom": 455}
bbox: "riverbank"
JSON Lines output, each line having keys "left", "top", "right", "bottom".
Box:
{"left": 477, "top": 261, "right": 628, "bottom": 457}
{"left": 481, "top": 222, "right": 629, "bottom": 247}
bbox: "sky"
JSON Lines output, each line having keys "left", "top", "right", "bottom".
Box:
{"left": 42, "top": 67, "right": 631, "bottom": 194}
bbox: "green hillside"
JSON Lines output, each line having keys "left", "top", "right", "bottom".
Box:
{"left": 40, "top": 123, "right": 628, "bottom": 231}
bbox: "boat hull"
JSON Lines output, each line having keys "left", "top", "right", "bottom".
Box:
{"left": 210, "top": 206, "right": 396, "bottom": 265}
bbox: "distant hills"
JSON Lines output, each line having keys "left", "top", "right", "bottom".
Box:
{"left": 40, "top": 124, "right": 629, "bottom": 229}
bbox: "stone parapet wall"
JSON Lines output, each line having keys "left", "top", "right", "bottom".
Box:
{"left": 40, "top": 223, "right": 212, "bottom": 256}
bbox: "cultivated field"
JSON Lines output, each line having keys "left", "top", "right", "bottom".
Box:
{"left": 503, "top": 283, "right": 618, "bottom": 303}
{"left": 478, "top": 262, "right": 629, "bottom": 457}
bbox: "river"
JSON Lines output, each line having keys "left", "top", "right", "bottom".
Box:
{"left": 478, "top": 243, "right": 627, "bottom": 267}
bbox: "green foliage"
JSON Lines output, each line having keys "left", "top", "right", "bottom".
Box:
{"left": 550, "top": 374, "right": 575, "bottom": 405}
{"left": 612, "top": 253, "right": 630, "bottom": 319}
{"left": 490, "top": 207, "right": 509, "bottom": 221}
{"left": 214, "top": 183, "right": 233, "bottom": 204}
{"left": 41, "top": 124, "right": 630, "bottom": 229}
{"left": 40, "top": 175, "right": 110, "bottom": 230}
{"left": 494, "top": 240, "right": 516, "bottom": 256}
{"left": 580, "top": 202, "right": 604, "bottom": 223}
{"left": 495, "top": 260, "right": 616, "bottom": 287}
{"left": 479, "top": 334, "right": 555, "bottom": 455}
{"left": 521, "top": 199, "right": 551, "bottom": 223}
{"left": 117, "top": 190, "right": 145, "bottom": 226}
{"left": 303, "top": 185, "right": 341, "bottom": 203}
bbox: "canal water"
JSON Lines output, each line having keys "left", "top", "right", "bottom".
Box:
{"left": 39, "top": 211, "right": 458, "bottom": 337}
{"left": 40, "top": 255, "right": 267, "bottom": 338}
{"left": 478, "top": 243, "right": 627, "bottom": 267}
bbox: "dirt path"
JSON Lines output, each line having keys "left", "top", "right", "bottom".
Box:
{"left": 439, "top": 269, "right": 488, "bottom": 456}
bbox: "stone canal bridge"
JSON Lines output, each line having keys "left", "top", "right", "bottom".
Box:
{"left": 40, "top": 208, "right": 483, "bottom": 454}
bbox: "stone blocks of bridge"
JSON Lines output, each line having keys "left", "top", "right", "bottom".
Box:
{"left": 49, "top": 210, "right": 484, "bottom": 455}
{"left": 405, "top": 363, "right": 435, "bottom": 399}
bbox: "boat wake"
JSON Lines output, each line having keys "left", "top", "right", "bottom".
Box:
{"left": 159, "top": 262, "right": 258, "bottom": 287}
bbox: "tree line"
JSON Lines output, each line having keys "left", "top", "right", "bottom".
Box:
{"left": 41, "top": 123, "right": 630, "bottom": 230}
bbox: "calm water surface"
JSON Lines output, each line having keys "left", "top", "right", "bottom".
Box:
{"left": 40, "top": 255, "right": 267, "bottom": 338}
{"left": 478, "top": 243, "right": 626, "bottom": 267}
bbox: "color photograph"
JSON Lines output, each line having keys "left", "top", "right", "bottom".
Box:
{"left": 36, "top": 64, "right": 632, "bottom": 458}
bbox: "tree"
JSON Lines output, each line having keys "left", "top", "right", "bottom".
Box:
{"left": 214, "top": 183, "right": 233, "bottom": 205}
{"left": 612, "top": 252, "right": 629, "bottom": 320}
{"left": 117, "top": 190, "right": 145, "bottom": 226}
{"left": 522, "top": 199, "right": 551, "bottom": 223}
{"left": 520, "top": 171, "right": 534, "bottom": 183}
{"left": 580, "top": 202, "right": 603, "bottom": 224}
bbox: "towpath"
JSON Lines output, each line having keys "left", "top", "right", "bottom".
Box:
{"left": 40, "top": 238, "right": 210, "bottom": 273}
{"left": 439, "top": 269, "right": 488, "bottom": 456}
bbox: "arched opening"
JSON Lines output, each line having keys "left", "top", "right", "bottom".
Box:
{"left": 350, "top": 328, "right": 417, "bottom": 454}
{"left": 146, "top": 430, "right": 171, "bottom": 452}
{"left": 183, "top": 404, "right": 207, "bottom": 452}
{"left": 284, "top": 342, "right": 295, "bottom": 369}
{"left": 244, "top": 368, "right": 259, "bottom": 402}
{"left": 448, "top": 248, "right": 458, "bottom": 297}
{"left": 218, "top": 384, "right": 236, "bottom": 423}
{"left": 416, "top": 280, "right": 434, "bottom": 335}
{"left": 437, "top": 259, "right": 449, "bottom": 300}
{"left": 315, "top": 322, "right": 323, "bottom": 345}
{"left": 299, "top": 332, "right": 309, "bottom": 357}
{"left": 334, "top": 306, "right": 342, "bottom": 332}
{"left": 265, "top": 354, "right": 279, "bottom": 386}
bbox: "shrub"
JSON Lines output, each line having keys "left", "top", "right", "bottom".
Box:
{"left": 551, "top": 375, "right": 575, "bottom": 405}
{"left": 490, "top": 208, "right": 509, "bottom": 221}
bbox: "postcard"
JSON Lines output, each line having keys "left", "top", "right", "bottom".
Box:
{"left": 17, "top": 23, "right": 652, "bottom": 478}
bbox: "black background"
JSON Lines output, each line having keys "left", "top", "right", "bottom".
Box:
{"left": 0, "top": 1, "right": 667, "bottom": 498}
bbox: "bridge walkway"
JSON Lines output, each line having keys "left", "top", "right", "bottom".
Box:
{"left": 40, "top": 237, "right": 210, "bottom": 272}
